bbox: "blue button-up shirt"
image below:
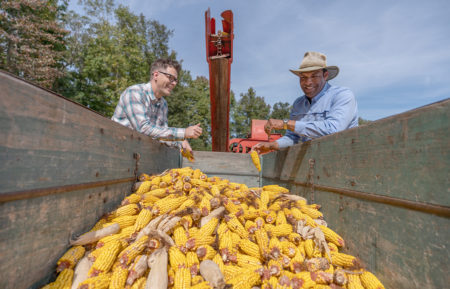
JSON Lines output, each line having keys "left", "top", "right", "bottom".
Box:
{"left": 277, "top": 82, "right": 358, "bottom": 148}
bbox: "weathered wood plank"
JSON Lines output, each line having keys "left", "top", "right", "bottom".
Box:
{"left": 261, "top": 99, "right": 450, "bottom": 289}
{"left": 182, "top": 151, "right": 260, "bottom": 187}
{"left": 0, "top": 72, "right": 180, "bottom": 289}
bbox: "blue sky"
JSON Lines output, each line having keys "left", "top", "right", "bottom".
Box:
{"left": 70, "top": 0, "right": 450, "bottom": 121}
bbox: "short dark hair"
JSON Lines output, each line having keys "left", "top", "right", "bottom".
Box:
{"left": 150, "top": 58, "right": 181, "bottom": 79}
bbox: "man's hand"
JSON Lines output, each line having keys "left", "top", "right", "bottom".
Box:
{"left": 185, "top": 123, "right": 202, "bottom": 139}
{"left": 252, "top": 141, "right": 279, "bottom": 154}
{"left": 264, "top": 119, "right": 285, "bottom": 136}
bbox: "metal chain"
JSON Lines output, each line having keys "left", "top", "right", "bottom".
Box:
{"left": 308, "top": 158, "right": 315, "bottom": 203}
{"left": 213, "top": 31, "right": 223, "bottom": 56}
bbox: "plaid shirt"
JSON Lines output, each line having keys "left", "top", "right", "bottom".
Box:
{"left": 112, "top": 82, "right": 185, "bottom": 148}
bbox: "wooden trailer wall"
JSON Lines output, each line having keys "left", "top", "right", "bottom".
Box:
{"left": 0, "top": 72, "right": 180, "bottom": 289}
{"left": 261, "top": 99, "right": 450, "bottom": 289}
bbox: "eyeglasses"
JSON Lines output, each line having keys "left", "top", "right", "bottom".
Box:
{"left": 158, "top": 71, "right": 178, "bottom": 83}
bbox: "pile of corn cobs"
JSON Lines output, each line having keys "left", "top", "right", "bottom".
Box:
{"left": 41, "top": 167, "right": 385, "bottom": 289}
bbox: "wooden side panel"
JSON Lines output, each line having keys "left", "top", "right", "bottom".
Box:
{"left": 182, "top": 151, "right": 260, "bottom": 187}
{"left": 0, "top": 72, "right": 180, "bottom": 289}
{"left": 261, "top": 99, "right": 450, "bottom": 289}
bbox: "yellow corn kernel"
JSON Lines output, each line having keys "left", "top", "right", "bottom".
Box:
{"left": 196, "top": 245, "right": 217, "bottom": 261}
{"left": 267, "top": 223, "right": 293, "bottom": 237}
{"left": 174, "top": 267, "right": 191, "bottom": 289}
{"left": 304, "top": 239, "right": 315, "bottom": 259}
{"left": 294, "top": 271, "right": 316, "bottom": 289}
{"left": 223, "top": 265, "right": 242, "bottom": 281}
{"left": 291, "top": 207, "right": 317, "bottom": 227}
{"left": 289, "top": 250, "right": 305, "bottom": 273}
{"left": 239, "top": 238, "right": 262, "bottom": 260}
{"left": 135, "top": 181, "right": 152, "bottom": 195}
{"left": 265, "top": 210, "right": 277, "bottom": 224}
{"left": 190, "top": 281, "right": 212, "bottom": 289}
{"left": 130, "top": 276, "right": 147, "bottom": 289}
{"left": 360, "top": 271, "right": 385, "bottom": 289}
{"left": 192, "top": 169, "right": 202, "bottom": 179}
{"left": 173, "top": 226, "right": 188, "bottom": 249}
{"left": 198, "top": 217, "right": 219, "bottom": 237}
{"left": 172, "top": 199, "right": 196, "bottom": 215}
{"left": 250, "top": 150, "right": 261, "bottom": 172}
{"left": 89, "top": 240, "right": 121, "bottom": 277}
{"left": 191, "top": 275, "right": 205, "bottom": 285}
{"left": 78, "top": 273, "right": 112, "bottom": 289}
{"left": 186, "top": 251, "right": 200, "bottom": 270}
{"left": 114, "top": 204, "right": 140, "bottom": 217}
{"left": 319, "top": 225, "right": 345, "bottom": 247}
{"left": 122, "top": 193, "right": 141, "bottom": 206}
{"left": 288, "top": 232, "right": 302, "bottom": 245}
{"left": 52, "top": 268, "right": 74, "bottom": 288}
{"left": 275, "top": 211, "right": 287, "bottom": 226}
{"left": 186, "top": 235, "right": 216, "bottom": 251}
{"left": 254, "top": 228, "right": 269, "bottom": 257}
{"left": 236, "top": 253, "right": 262, "bottom": 268}
{"left": 109, "top": 215, "right": 138, "bottom": 229}
{"left": 152, "top": 195, "right": 187, "bottom": 215}
{"left": 263, "top": 185, "right": 289, "bottom": 193}
{"left": 210, "top": 254, "right": 224, "bottom": 273}
{"left": 347, "top": 273, "right": 365, "bottom": 289}
{"left": 300, "top": 205, "right": 323, "bottom": 219}
{"left": 280, "top": 240, "right": 297, "bottom": 258}
{"left": 226, "top": 215, "right": 248, "bottom": 239}
{"left": 331, "top": 252, "right": 359, "bottom": 268}
{"left": 169, "top": 246, "right": 187, "bottom": 269}
{"left": 260, "top": 190, "right": 269, "bottom": 211}
{"left": 56, "top": 245, "right": 85, "bottom": 272}
{"left": 133, "top": 208, "right": 152, "bottom": 232}
{"left": 118, "top": 235, "right": 149, "bottom": 265}
{"left": 109, "top": 263, "right": 128, "bottom": 289}
{"left": 228, "top": 268, "right": 261, "bottom": 289}
{"left": 222, "top": 197, "right": 242, "bottom": 215}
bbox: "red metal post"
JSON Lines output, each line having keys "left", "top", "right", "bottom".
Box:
{"left": 205, "top": 8, "right": 234, "bottom": 152}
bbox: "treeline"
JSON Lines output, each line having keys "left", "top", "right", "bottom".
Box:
{"left": 0, "top": 0, "right": 367, "bottom": 151}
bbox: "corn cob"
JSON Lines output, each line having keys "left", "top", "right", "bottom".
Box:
{"left": 109, "top": 263, "right": 128, "bottom": 289}
{"left": 152, "top": 195, "right": 187, "bottom": 215}
{"left": 114, "top": 204, "right": 140, "bottom": 217}
{"left": 222, "top": 264, "right": 243, "bottom": 281}
{"left": 331, "top": 252, "right": 359, "bottom": 268}
{"left": 192, "top": 169, "right": 202, "bottom": 179}
{"left": 212, "top": 253, "right": 225, "bottom": 272}
{"left": 239, "top": 238, "right": 262, "bottom": 260}
{"left": 254, "top": 228, "right": 269, "bottom": 258}
{"left": 250, "top": 150, "right": 261, "bottom": 172}
{"left": 118, "top": 235, "right": 149, "bottom": 265}
{"left": 360, "top": 270, "right": 385, "bottom": 289}
{"left": 173, "top": 226, "right": 188, "bottom": 250}
{"left": 172, "top": 199, "right": 196, "bottom": 215}
{"left": 265, "top": 210, "right": 277, "bottom": 224}
{"left": 109, "top": 215, "right": 138, "bottom": 229}
{"left": 300, "top": 205, "right": 323, "bottom": 219}
{"left": 130, "top": 276, "right": 147, "bottom": 289}
{"left": 187, "top": 251, "right": 200, "bottom": 276}
{"left": 174, "top": 267, "right": 191, "bottom": 289}
{"left": 132, "top": 207, "right": 152, "bottom": 232}
{"left": 56, "top": 245, "right": 85, "bottom": 272}
{"left": 121, "top": 193, "right": 141, "bottom": 206}
{"left": 191, "top": 275, "right": 205, "bottom": 285}
{"left": 51, "top": 268, "right": 73, "bottom": 289}
{"left": 226, "top": 215, "right": 248, "bottom": 239}
{"left": 293, "top": 271, "right": 316, "bottom": 288}
{"left": 347, "top": 273, "right": 364, "bottom": 289}
{"left": 77, "top": 273, "right": 112, "bottom": 289}
{"left": 169, "top": 246, "right": 187, "bottom": 269}
{"left": 190, "top": 281, "right": 212, "bottom": 289}
{"left": 126, "top": 254, "right": 148, "bottom": 286}
{"left": 227, "top": 268, "right": 261, "bottom": 289}
{"left": 135, "top": 181, "right": 152, "bottom": 195}
{"left": 89, "top": 240, "right": 121, "bottom": 277}
{"left": 319, "top": 225, "right": 345, "bottom": 247}
{"left": 196, "top": 245, "right": 217, "bottom": 260}
{"left": 275, "top": 210, "right": 287, "bottom": 225}
{"left": 186, "top": 235, "right": 216, "bottom": 251}
{"left": 236, "top": 253, "right": 262, "bottom": 268}
{"left": 266, "top": 223, "right": 293, "bottom": 237}
{"left": 197, "top": 217, "right": 219, "bottom": 237}
{"left": 263, "top": 185, "right": 289, "bottom": 193}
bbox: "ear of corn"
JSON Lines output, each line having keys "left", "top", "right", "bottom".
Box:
{"left": 89, "top": 240, "right": 121, "bottom": 277}
{"left": 56, "top": 246, "right": 85, "bottom": 272}
{"left": 250, "top": 150, "right": 261, "bottom": 172}
{"left": 360, "top": 270, "right": 386, "bottom": 289}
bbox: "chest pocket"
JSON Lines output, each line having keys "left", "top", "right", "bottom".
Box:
{"left": 291, "top": 111, "right": 328, "bottom": 122}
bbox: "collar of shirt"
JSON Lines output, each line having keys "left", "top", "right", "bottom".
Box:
{"left": 143, "top": 82, "right": 162, "bottom": 105}
{"left": 308, "top": 82, "right": 330, "bottom": 104}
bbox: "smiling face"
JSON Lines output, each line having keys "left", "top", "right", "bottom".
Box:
{"left": 152, "top": 66, "right": 178, "bottom": 98}
{"left": 299, "top": 69, "right": 329, "bottom": 98}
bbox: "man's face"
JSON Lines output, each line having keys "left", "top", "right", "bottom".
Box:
{"left": 299, "top": 69, "right": 328, "bottom": 98}
{"left": 153, "top": 66, "right": 178, "bottom": 97}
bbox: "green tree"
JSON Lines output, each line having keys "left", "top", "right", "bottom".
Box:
{"left": 166, "top": 74, "right": 212, "bottom": 151}
{"left": 57, "top": 0, "right": 175, "bottom": 116}
{"left": 0, "top": 0, "right": 68, "bottom": 89}
{"left": 231, "top": 87, "right": 271, "bottom": 138}
{"left": 270, "top": 101, "right": 291, "bottom": 119}
{"left": 358, "top": 117, "right": 371, "bottom": 125}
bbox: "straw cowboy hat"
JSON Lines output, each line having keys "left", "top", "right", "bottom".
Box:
{"left": 290, "top": 51, "right": 339, "bottom": 80}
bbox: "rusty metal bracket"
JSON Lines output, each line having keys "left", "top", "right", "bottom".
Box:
{"left": 133, "top": 152, "right": 141, "bottom": 181}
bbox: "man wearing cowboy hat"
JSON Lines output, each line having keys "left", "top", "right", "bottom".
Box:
{"left": 253, "top": 51, "right": 358, "bottom": 154}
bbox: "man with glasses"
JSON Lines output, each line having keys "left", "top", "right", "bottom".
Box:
{"left": 253, "top": 51, "right": 358, "bottom": 154}
{"left": 112, "top": 58, "right": 202, "bottom": 153}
